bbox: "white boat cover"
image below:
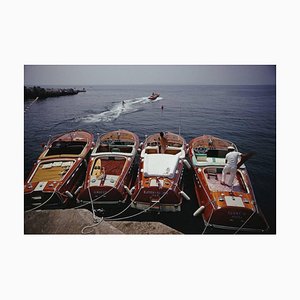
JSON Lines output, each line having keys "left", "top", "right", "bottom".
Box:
{"left": 143, "top": 153, "right": 179, "bottom": 179}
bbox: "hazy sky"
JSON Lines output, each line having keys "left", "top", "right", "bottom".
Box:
{"left": 24, "top": 65, "right": 275, "bottom": 86}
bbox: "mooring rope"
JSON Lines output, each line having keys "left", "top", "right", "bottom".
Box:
{"left": 81, "top": 217, "right": 104, "bottom": 234}
{"left": 104, "top": 188, "right": 142, "bottom": 220}
{"left": 75, "top": 161, "right": 130, "bottom": 208}
{"left": 80, "top": 187, "right": 105, "bottom": 234}
{"left": 234, "top": 210, "right": 256, "bottom": 234}
{"left": 202, "top": 209, "right": 214, "bottom": 234}
{"left": 24, "top": 190, "right": 57, "bottom": 212}
{"left": 24, "top": 97, "right": 39, "bottom": 113}
{"left": 104, "top": 188, "right": 171, "bottom": 221}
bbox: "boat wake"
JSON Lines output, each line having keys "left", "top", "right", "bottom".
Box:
{"left": 82, "top": 96, "right": 162, "bottom": 123}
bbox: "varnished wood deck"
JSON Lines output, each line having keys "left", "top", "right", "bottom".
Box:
{"left": 100, "top": 130, "right": 136, "bottom": 143}
{"left": 31, "top": 161, "right": 74, "bottom": 182}
{"left": 191, "top": 135, "right": 235, "bottom": 150}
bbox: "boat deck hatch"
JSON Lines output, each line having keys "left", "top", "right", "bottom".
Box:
{"left": 224, "top": 196, "right": 244, "bottom": 207}
{"left": 150, "top": 179, "right": 164, "bottom": 187}
{"left": 104, "top": 175, "right": 119, "bottom": 187}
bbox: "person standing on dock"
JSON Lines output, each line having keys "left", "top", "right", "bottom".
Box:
{"left": 158, "top": 132, "right": 167, "bottom": 154}
{"left": 221, "top": 146, "right": 243, "bottom": 187}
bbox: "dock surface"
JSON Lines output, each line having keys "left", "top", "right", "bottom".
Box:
{"left": 24, "top": 209, "right": 181, "bottom": 234}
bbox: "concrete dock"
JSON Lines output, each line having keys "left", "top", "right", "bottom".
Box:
{"left": 24, "top": 209, "right": 181, "bottom": 234}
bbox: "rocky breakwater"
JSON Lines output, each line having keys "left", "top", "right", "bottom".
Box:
{"left": 24, "top": 86, "right": 86, "bottom": 100}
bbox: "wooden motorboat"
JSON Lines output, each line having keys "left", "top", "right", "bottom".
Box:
{"left": 188, "top": 135, "right": 269, "bottom": 232}
{"left": 148, "top": 93, "right": 160, "bottom": 100}
{"left": 77, "top": 130, "right": 139, "bottom": 204}
{"left": 24, "top": 130, "right": 94, "bottom": 208}
{"left": 131, "top": 132, "right": 190, "bottom": 212}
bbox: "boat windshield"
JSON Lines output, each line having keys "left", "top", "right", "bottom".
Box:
{"left": 45, "top": 141, "right": 86, "bottom": 156}
{"left": 206, "top": 149, "right": 228, "bottom": 158}
{"left": 96, "top": 142, "right": 134, "bottom": 154}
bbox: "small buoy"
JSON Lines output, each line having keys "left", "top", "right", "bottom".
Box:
{"left": 183, "top": 159, "right": 191, "bottom": 170}
{"left": 65, "top": 191, "right": 73, "bottom": 199}
{"left": 124, "top": 185, "right": 132, "bottom": 196}
{"left": 161, "top": 105, "right": 164, "bottom": 110}
{"left": 180, "top": 191, "right": 190, "bottom": 201}
{"left": 193, "top": 206, "right": 205, "bottom": 217}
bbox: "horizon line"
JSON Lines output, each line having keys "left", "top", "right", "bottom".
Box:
{"left": 24, "top": 83, "right": 276, "bottom": 86}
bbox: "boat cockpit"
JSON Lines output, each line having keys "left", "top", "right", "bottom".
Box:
{"left": 202, "top": 166, "right": 249, "bottom": 193}
{"left": 45, "top": 141, "right": 87, "bottom": 156}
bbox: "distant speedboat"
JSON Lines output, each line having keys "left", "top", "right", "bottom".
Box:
{"left": 188, "top": 135, "right": 269, "bottom": 232}
{"left": 148, "top": 93, "right": 160, "bottom": 100}
{"left": 24, "top": 130, "right": 94, "bottom": 208}
{"left": 131, "top": 132, "right": 190, "bottom": 212}
{"left": 77, "top": 130, "right": 139, "bottom": 204}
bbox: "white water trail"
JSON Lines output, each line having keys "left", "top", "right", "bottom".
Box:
{"left": 82, "top": 96, "right": 162, "bottom": 123}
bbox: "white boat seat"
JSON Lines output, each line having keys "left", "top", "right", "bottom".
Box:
{"left": 143, "top": 153, "right": 179, "bottom": 178}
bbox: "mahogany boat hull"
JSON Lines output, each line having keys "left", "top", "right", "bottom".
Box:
{"left": 193, "top": 173, "right": 268, "bottom": 232}
{"left": 24, "top": 130, "right": 94, "bottom": 209}
{"left": 24, "top": 158, "right": 87, "bottom": 207}
{"left": 131, "top": 132, "right": 187, "bottom": 212}
{"left": 131, "top": 185, "right": 183, "bottom": 212}
{"left": 77, "top": 130, "right": 139, "bottom": 205}
{"left": 189, "top": 135, "right": 269, "bottom": 232}
{"left": 77, "top": 159, "right": 136, "bottom": 204}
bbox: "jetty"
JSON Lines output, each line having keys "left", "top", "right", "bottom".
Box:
{"left": 24, "top": 209, "right": 181, "bottom": 234}
{"left": 24, "top": 86, "right": 86, "bottom": 100}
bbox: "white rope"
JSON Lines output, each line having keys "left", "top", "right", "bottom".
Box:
{"left": 234, "top": 210, "right": 256, "bottom": 234}
{"left": 74, "top": 199, "right": 93, "bottom": 209}
{"left": 81, "top": 217, "right": 104, "bottom": 234}
{"left": 76, "top": 161, "right": 130, "bottom": 206}
{"left": 104, "top": 188, "right": 171, "bottom": 221}
{"left": 25, "top": 190, "right": 58, "bottom": 212}
{"left": 24, "top": 97, "right": 39, "bottom": 113}
{"left": 76, "top": 185, "right": 116, "bottom": 207}
{"left": 77, "top": 164, "right": 135, "bottom": 234}
{"left": 199, "top": 199, "right": 217, "bottom": 234}
{"left": 80, "top": 186, "right": 105, "bottom": 234}
{"left": 200, "top": 200, "right": 256, "bottom": 234}
{"left": 104, "top": 188, "right": 142, "bottom": 219}
{"left": 202, "top": 209, "right": 214, "bottom": 234}
{"left": 104, "top": 201, "right": 134, "bottom": 219}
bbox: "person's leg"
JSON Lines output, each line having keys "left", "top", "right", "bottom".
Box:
{"left": 227, "top": 167, "right": 237, "bottom": 186}
{"left": 221, "top": 165, "right": 229, "bottom": 184}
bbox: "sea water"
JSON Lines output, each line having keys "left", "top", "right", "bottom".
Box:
{"left": 24, "top": 85, "right": 276, "bottom": 233}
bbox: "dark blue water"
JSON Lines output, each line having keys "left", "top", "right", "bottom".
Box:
{"left": 24, "top": 85, "right": 276, "bottom": 234}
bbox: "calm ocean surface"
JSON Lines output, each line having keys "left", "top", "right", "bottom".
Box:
{"left": 24, "top": 85, "right": 276, "bottom": 234}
